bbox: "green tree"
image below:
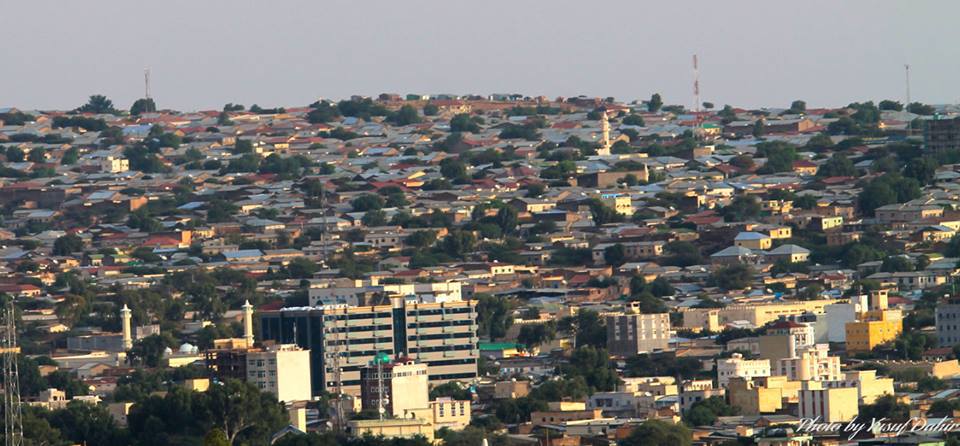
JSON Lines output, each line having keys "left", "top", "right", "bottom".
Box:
{"left": 684, "top": 396, "right": 740, "bottom": 426}
{"left": 440, "top": 230, "right": 476, "bottom": 258}
{"left": 720, "top": 195, "right": 761, "bottom": 222}
{"left": 621, "top": 420, "right": 692, "bottom": 446}
{"left": 476, "top": 294, "right": 513, "bottom": 340}
{"left": 859, "top": 394, "right": 910, "bottom": 422}
{"left": 48, "top": 400, "right": 128, "bottom": 445}
{"left": 494, "top": 206, "right": 518, "bottom": 236}
{"left": 351, "top": 194, "right": 385, "bottom": 212}
{"left": 439, "top": 158, "right": 467, "bottom": 180}
{"left": 450, "top": 114, "right": 481, "bottom": 133}
{"left": 647, "top": 94, "right": 663, "bottom": 113}
{"left": 907, "top": 102, "right": 936, "bottom": 115}
{"left": 622, "top": 114, "right": 645, "bottom": 126}
{"left": 389, "top": 105, "right": 421, "bottom": 126}
{"left": 77, "top": 94, "right": 117, "bottom": 114}
{"left": 131, "top": 98, "right": 157, "bottom": 116}
{"left": 817, "top": 153, "right": 856, "bottom": 177}
{"left": 53, "top": 234, "right": 84, "bottom": 255}
{"left": 563, "top": 346, "right": 619, "bottom": 391}
{"left": 286, "top": 257, "right": 318, "bottom": 279}
{"left": 560, "top": 309, "right": 607, "bottom": 349}
{"left": 207, "top": 379, "right": 288, "bottom": 444}
{"left": 879, "top": 100, "right": 904, "bottom": 111}
{"left": 429, "top": 382, "right": 472, "bottom": 401}
{"left": 362, "top": 209, "right": 387, "bottom": 227}
{"left": 423, "top": 103, "right": 439, "bottom": 116}
{"left": 714, "top": 264, "right": 754, "bottom": 291}
{"left": 604, "top": 243, "right": 626, "bottom": 266}
{"left": 517, "top": 322, "right": 557, "bottom": 352}
{"left": 203, "top": 429, "right": 230, "bottom": 446}
{"left": 130, "top": 333, "right": 177, "bottom": 367}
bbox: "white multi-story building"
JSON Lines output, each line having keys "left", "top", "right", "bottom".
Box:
{"left": 309, "top": 280, "right": 463, "bottom": 306}
{"left": 824, "top": 295, "right": 868, "bottom": 343}
{"left": 716, "top": 353, "right": 771, "bottom": 387}
{"left": 773, "top": 344, "right": 842, "bottom": 382}
{"left": 246, "top": 344, "right": 312, "bottom": 403}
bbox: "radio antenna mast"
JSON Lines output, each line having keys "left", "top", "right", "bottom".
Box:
{"left": 693, "top": 54, "right": 702, "bottom": 139}
{"left": 2, "top": 300, "right": 23, "bottom": 446}
{"left": 144, "top": 68, "right": 151, "bottom": 100}
{"left": 904, "top": 64, "right": 911, "bottom": 106}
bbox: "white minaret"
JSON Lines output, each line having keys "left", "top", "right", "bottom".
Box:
{"left": 598, "top": 110, "right": 612, "bottom": 156}
{"left": 242, "top": 300, "right": 255, "bottom": 347}
{"left": 120, "top": 304, "right": 133, "bottom": 351}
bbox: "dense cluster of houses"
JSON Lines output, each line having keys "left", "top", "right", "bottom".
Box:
{"left": 4, "top": 94, "right": 960, "bottom": 445}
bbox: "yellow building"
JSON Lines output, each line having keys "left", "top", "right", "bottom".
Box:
{"left": 845, "top": 310, "right": 903, "bottom": 353}
{"left": 734, "top": 232, "right": 773, "bottom": 250}
{"left": 727, "top": 377, "right": 784, "bottom": 415}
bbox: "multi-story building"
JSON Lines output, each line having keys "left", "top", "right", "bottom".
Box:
{"left": 606, "top": 304, "right": 672, "bottom": 357}
{"left": 765, "top": 320, "right": 815, "bottom": 356}
{"left": 820, "top": 370, "right": 893, "bottom": 405}
{"left": 772, "top": 344, "right": 842, "bottom": 382}
{"left": 936, "top": 303, "right": 960, "bottom": 347}
{"left": 259, "top": 296, "right": 478, "bottom": 396}
{"left": 925, "top": 116, "right": 960, "bottom": 152}
{"left": 309, "top": 280, "right": 463, "bottom": 306}
{"left": 798, "top": 381, "right": 859, "bottom": 423}
{"left": 717, "top": 353, "right": 771, "bottom": 387}
{"left": 245, "top": 344, "right": 312, "bottom": 403}
{"left": 845, "top": 310, "right": 903, "bottom": 353}
{"left": 682, "top": 299, "right": 837, "bottom": 332}
{"left": 360, "top": 358, "right": 429, "bottom": 418}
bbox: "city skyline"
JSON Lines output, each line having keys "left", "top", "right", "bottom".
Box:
{"left": 2, "top": 0, "right": 959, "bottom": 111}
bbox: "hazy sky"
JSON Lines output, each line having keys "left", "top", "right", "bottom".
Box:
{"left": 3, "top": 1, "right": 958, "bottom": 111}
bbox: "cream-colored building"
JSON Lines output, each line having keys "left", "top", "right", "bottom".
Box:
{"left": 430, "top": 398, "right": 470, "bottom": 430}
{"left": 360, "top": 359, "right": 430, "bottom": 419}
{"left": 683, "top": 299, "right": 837, "bottom": 332}
{"left": 347, "top": 418, "right": 434, "bottom": 442}
{"left": 246, "top": 344, "right": 312, "bottom": 403}
{"left": 600, "top": 194, "right": 633, "bottom": 216}
{"left": 798, "top": 381, "right": 859, "bottom": 423}
{"left": 606, "top": 306, "right": 672, "bottom": 357}
{"left": 717, "top": 353, "right": 771, "bottom": 387}
{"left": 821, "top": 369, "right": 893, "bottom": 404}
{"left": 100, "top": 156, "right": 129, "bottom": 173}
{"left": 727, "top": 376, "right": 799, "bottom": 415}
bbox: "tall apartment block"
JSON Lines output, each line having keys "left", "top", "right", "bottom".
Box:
{"left": 260, "top": 296, "right": 478, "bottom": 396}
{"left": 936, "top": 303, "right": 960, "bottom": 347}
{"left": 605, "top": 302, "right": 672, "bottom": 357}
